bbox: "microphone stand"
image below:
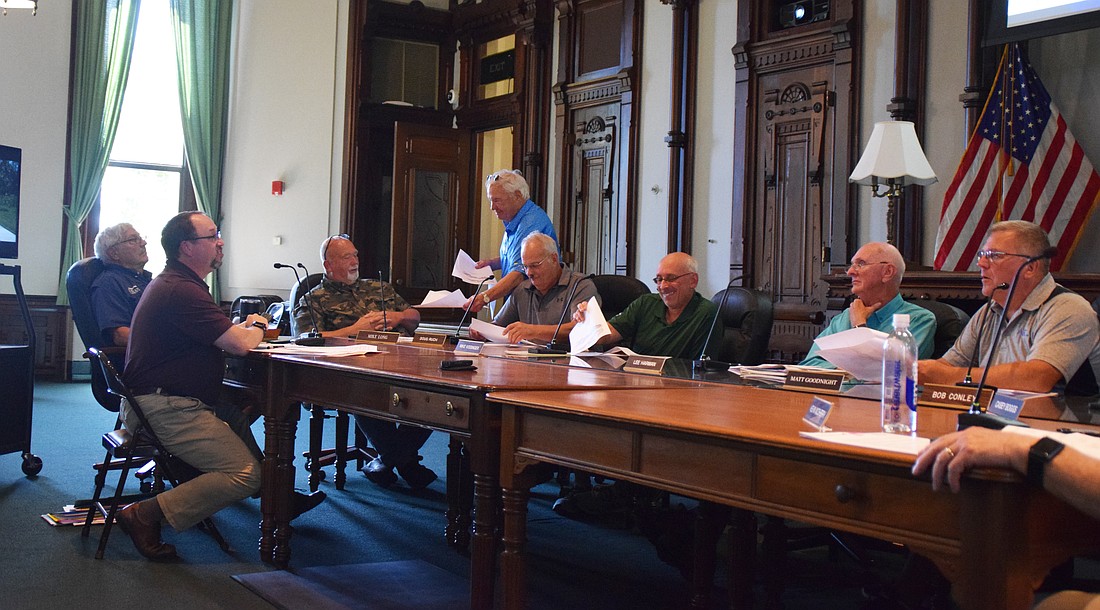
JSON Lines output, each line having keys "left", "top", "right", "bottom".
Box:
{"left": 957, "top": 283, "right": 1007, "bottom": 387}
{"left": 286, "top": 262, "right": 325, "bottom": 346}
{"left": 693, "top": 276, "right": 744, "bottom": 372}
{"left": 529, "top": 273, "right": 594, "bottom": 355}
{"left": 448, "top": 276, "right": 490, "bottom": 344}
{"left": 378, "top": 270, "right": 388, "bottom": 332}
{"left": 958, "top": 252, "right": 1051, "bottom": 430}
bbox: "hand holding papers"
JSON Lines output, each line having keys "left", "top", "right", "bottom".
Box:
{"left": 452, "top": 249, "right": 494, "bottom": 285}
{"left": 415, "top": 289, "right": 469, "bottom": 308}
{"left": 811, "top": 326, "right": 889, "bottom": 382}
{"left": 568, "top": 297, "right": 611, "bottom": 355}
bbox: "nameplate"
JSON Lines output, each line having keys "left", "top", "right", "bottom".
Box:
{"left": 453, "top": 339, "right": 485, "bottom": 356}
{"left": 355, "top": 330, "right": 400, "bottom": 344}
{"left": 802, "top": 397, "right": 834, "bottom": 431}
{"left": 412, "top": 332, "right": 449, "bottom": 350}
{"left": 623, "top": 355, "right": 669, "bottom": 375}
{"left": 784, "top": 370, "right": 844, "bottom": 394}
{"left": 918, "top": 383, "right": 994, "bottom": 410}
{"left": 987, "top": 394, "right": 1024, "bottom": 421}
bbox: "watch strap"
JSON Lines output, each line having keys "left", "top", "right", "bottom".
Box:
{"left": 1026, "top": 437, "right": 1065, "bottom": 487}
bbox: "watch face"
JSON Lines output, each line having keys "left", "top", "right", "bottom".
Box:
{"left": 1032, "top": 437, "right": 1065, "bottom": 460}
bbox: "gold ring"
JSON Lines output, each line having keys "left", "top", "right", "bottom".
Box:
{"left": 943, "top": 447, "right": 955, "bottom": 459}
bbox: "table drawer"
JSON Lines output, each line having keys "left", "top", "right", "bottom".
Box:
{"left": 755, "top": 455, "right": 959, "bottom": 539}
{"left": 389, "top": 386, "right": 470, "bottom": 431}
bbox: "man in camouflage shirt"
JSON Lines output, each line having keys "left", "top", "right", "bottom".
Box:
{"left": 292, "top": 235, "right": 435, "bottom": 489}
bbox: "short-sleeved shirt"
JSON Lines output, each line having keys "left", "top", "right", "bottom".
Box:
{"left": 90, "top": 262, "right": 152, "bottom": 346}
{"left": 800, "top": 294, "right": 937, "bottom": 368}
{"left": 499, "top": 200, "right": 558, "bottom": 277}
{"left": 941, "top": 274, "right": 1099, "bottom": 384}
{"left": 493, "top": 267, "right": 599, "bottom": 328}
{"left": 123, "top": 260, "right": 233, "bottom": 405}
{"left": 294, "top": 277, "right": 412, "bottom": 335}
{"left": 608, "top": 292, "right": 720, "bottom": 360}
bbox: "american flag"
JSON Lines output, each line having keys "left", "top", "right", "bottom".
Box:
{"left": 934, "top": 44, "right": 1100, "bottom": 272}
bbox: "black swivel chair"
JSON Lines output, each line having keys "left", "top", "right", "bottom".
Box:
{"left": 290, "top": 273, "right": 373, "bottom": 491}
{"left": 709, "top": 287, "right": 775, "bottom": 365}
{"left": 911, "top": 298, "right": 970, "bottom": 359}
{"left": 591, "top": 274, "right": 650, "bottom": 318}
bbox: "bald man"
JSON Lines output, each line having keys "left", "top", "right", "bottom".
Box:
{"left": 800, "top": 242, "right": 936, "bottom": 368}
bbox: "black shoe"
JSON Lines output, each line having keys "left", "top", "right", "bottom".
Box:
{"left": 397, "top": 457, "right": 437, "bottom": 490}
{"left": 289, "top": 489, "right": 326, "bottom": 520}
{"left": 361, "top": 457, "right": 398, "bottom": 488}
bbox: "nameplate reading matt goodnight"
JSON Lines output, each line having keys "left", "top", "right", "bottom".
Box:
{"left": 622, "top": 355, "right": 669, "bottom": 375}
{"left": 918, "top": 383, "right": 994, "bottom": 410}
{"left": 355, "top": 330, "right": 400, "bottom": 344}
{"left": 412, "top": 332, "right": 450, "bottom": 350}
{"left": 783, "top": 370, "right": 844, "bottom": 394}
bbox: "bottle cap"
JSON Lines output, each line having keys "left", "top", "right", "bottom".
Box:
{"left": 892, "top": 313, "right": 910, "bottom": 328}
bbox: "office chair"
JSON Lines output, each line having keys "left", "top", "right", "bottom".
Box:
{"left": 911, "top": 298, "right": 970, "bottom": 359}
{"left": 66, "top": 257, "right": 160, "bottom": 496}
{"left": 710, "top": 287, "right": 774, "bottom": 365}
{"left": 82, "top": 347, "right": 229, "bottom": 559}
{"left": 591, "top": 274, "right": 650, "bottom": 319}
{"left": 289, "top": 273, "right": 373, "bottom": 491}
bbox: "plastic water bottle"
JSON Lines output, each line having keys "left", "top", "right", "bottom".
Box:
{"left": 881, "top": 313, "right": 918, "bottom": 434}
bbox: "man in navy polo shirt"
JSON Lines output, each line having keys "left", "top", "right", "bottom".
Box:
{"left": 90, "top": 222, "right": 152, "bottom": 347}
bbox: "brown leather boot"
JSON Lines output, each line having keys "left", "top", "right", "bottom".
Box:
{"left": 116, "top": 500, "right": 177, "bottom": 561}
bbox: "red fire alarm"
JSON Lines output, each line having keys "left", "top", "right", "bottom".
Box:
{"left": 271, "top": 180, "right": 285, "bottom": 196}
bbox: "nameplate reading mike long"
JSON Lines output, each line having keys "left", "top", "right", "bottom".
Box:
{"left": 623, "top": 355, "right": 668, "bottom": 375}
{"left": 783, "top": 370, "right": 844, "bottom": 394}
{"left": 412, "top": 332, "right": 450, "bottom": 350}
{"left": 355, "top": 330, "right": 400, "bottom": 344}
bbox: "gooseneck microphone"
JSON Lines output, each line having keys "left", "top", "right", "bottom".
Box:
{"left": 378, "top": 271, "right": 388, "bottom": 332}
{"left": 530, "top": 273, "right": 595, "bottom": 355}
{"left": 693, "top": 276, "right": 744, "bottom": 372}
{"left": 278, "top": 262, "right": 325, "bottom": 346}
{"left": 450, "top": 275, "right": 491, "bottom": 344}
{"left": 959, "top": 247, "right": 1056, "bottom": 429}
{"left": 958, "top": 283, "right": 1008, "bottom": 386}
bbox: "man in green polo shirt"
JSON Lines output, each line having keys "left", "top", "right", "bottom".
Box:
{"left": 575, "top": 251, "right": 721, "bottom": 359}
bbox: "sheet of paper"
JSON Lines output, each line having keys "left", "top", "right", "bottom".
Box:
{"left": 812, "top": 327, "right": 889, "bottom": 382}
{"left": 259, "top": 344, "right": 380, "bottom": 356}
{"left": 415, "top": 289, "right": 469, "bottom": 308}
{"left": 452, "top": 249, "right": 494, "bottom": 284}
{"left": 469, "top": 318, "right": 510, "bottom": 343}
{"left": 568, "top": 297, "right": 611, "bottom": 354}
{"left": 800, "top": 431, "right": 930, "bottom": 456}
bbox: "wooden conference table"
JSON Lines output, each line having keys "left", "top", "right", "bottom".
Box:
{"left": 489, "top": 383, "right": 1100, "bottom": 610}
{"left": 224, "top": 341, "right": 706, "bottom": 608}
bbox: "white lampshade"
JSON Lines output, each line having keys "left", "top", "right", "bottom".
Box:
{"left": 0, "top": 0, "right": 38, "bottom": 14}
{"left": 849, "top": 120, "right": 937, "bottom": 187}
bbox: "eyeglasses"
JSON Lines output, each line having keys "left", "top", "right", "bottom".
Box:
{"left": 848, "top": 260, "right": 889, "bottom": 270}
{"left": 486, "top": 169, "right": 523, "bottom": 182}
{"left": 521, "top": 256, "right": 551, "bottom": 271}
{"left": 652, "top": 272, "right": 695, "bottom": 285}
{"left": 113, "top": 235, "right": 146, "bottom": 247}
{"left": 976, "top": 250, "right": 1032, "bottom": 263}
{"left": 184, "top": 230, "right": 221, "bottom": 242}
{"left": 321, "top": 233, "right": 350, "bottom": 260}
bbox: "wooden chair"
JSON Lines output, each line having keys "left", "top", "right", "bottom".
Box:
{"left": 81, "top": 347, "right": 229, "bottom": 559}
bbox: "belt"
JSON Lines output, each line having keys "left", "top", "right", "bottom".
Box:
{"left": 130, "top": 387, "right": 166, "bottom": 397}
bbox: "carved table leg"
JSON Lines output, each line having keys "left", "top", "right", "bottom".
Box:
{"left": 334, "top": 409, "right": 348, "bottom": 490}
{"left": 500, "top": 484, "right": 530, "bottom": 610}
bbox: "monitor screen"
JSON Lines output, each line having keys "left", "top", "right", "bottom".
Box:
{"left": 0, "top": 144, "right": 20, "bottom": 260}
{"left": 986, "top": 0, "right": 1100, "bottom": 45}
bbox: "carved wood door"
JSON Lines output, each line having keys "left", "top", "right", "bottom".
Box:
{"left": 569, "top": 113, "right": 618, "bottom": 274}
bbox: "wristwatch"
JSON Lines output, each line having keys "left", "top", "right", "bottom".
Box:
{"left": 250, "top": 320, "right": 267, "bottom": 331}
{"left": 1026, "top": 436, "right": 1065, "bottom": 487}
{"left": 482, "top": 292, "right": 492, "bottom": 304}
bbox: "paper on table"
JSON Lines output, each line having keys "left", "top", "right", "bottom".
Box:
{"left": 416, "top": 289, "right": 469, "bottom": 308}
{"left": 265, "top": 344, "right": 380, "bottom": 356}
{"left": 452, "top": 249, "right": 494, "bottom": 284}
{"left": 568, "top": 297, "right": 611, "bottom": 354}
{"left": 812, "top": 327, "right": 889, "bottom": 382}
{"left": 800, "top": 431, "right": 930, "bottom": 456}
{"left": 469, "top": 318, "right": 510, "bottom": 343}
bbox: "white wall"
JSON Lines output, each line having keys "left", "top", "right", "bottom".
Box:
{"left": 634, "top": 0, "right": 673, "bottom": 283}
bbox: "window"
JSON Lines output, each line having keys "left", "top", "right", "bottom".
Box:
{"left": 99, "top": 0, "right": 188, "bottom": 274}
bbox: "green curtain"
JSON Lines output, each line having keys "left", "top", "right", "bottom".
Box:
{"left": 57, "top": 0, "right": 141, "bottom": 305}
{"left": 170, "top": 0, "right": 233, "bottom": 303}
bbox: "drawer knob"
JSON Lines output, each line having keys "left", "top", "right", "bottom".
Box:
{"left": 391, "top": 392, "right": 403, "bottom": 408}
{"left": 834, "top": 484, "right": 855, "bottom": 504}
{"left": 445, "top": 401, "right": 455, "bottom": 416}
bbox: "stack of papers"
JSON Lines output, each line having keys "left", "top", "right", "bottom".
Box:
{"left": 812, "top": 327, "right": 888, "bottom": 382}
{"left": 469, "top": 319, "right": 510, "bottom": 343}
{"left": 568, "top": 297, "right": 611, "bottom": 354}
{"left": 730, "top": 364, "right": 843, "bottom": 384}
{"left": 252, "top": 344, "right": 380, "bottom": 356}
{"left": 452, "top": 249, "right": 494, "bottom": 285}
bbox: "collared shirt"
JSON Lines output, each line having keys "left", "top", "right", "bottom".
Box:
{"left": 942, "top": 274, "right": 1099, "bottom": 383}
{"left": 499, "top": 200, "right": 558, "bottom": 277}
{"left": 90, "top": 261, "right": 153, "bottom": 346}
{"left": 293, "top": 277, "right": 411, "bottom": 335}
{"left": 123, "top": 260, "right": 233, "bottom": 405}
{"left": 493, "top": 266, "right": 599, "bottom": 328}
{"left": 800, "top": 294, "right": 937, "bottom": 368}
{"left": 608, "top": 292, "right": 720, "bottom": 360}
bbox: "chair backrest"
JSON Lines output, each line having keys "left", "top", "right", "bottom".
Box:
{"left": 289, "top": 273, "right": 324, "bottom": 336}
{"left": 87, "top": 347, "right": 158, "bottom": 446}
{"left": 910, "top": 299, "right": 970, "bottom": 359}
{"left": 710, "top": 287, "right": 775, "bottom": 365}
{"left": 66, "top": 257, "right": 122, "bottom": 412}
{"left": 591, "top": 274, "right": 650, "bottom": 319}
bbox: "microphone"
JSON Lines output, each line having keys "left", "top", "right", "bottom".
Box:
{"left": 378, "top": 271, "right": 388, "bottom": 332}
{"left": 278, "top": 262, "right": 324, "bottom": 346}
{"left": 958, "top": 283, "right": 1008, "bottom": 386}
{"left": 959, "top": 247, "right": 1055, "bottom": 429}
{"left": 693, "top": 276, "right": 744, "bottom": 372}
{"left": 530, "top": 273, "right": 596, "bottom": 355}
{"left": 449, "top": 275, "right": 491, "bottom": 344}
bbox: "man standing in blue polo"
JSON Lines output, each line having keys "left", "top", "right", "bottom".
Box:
{"left": 464, "top": 169, "right": 558, "bottom": 313}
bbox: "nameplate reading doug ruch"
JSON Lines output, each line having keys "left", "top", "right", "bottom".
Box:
{"left": 918, "top": 383, "right": 994, "bottom": 410}
{"left": 622, "top": 355, "right": 668, "bottom": 375}
{"left": 355, "top": 330, "right": 399, "bottom": 344}
{"left": 412, "top": 332, "right": 449, "bottom": 350}
{"left": 783, "top": 370, "right": 844, "bottom": 394}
